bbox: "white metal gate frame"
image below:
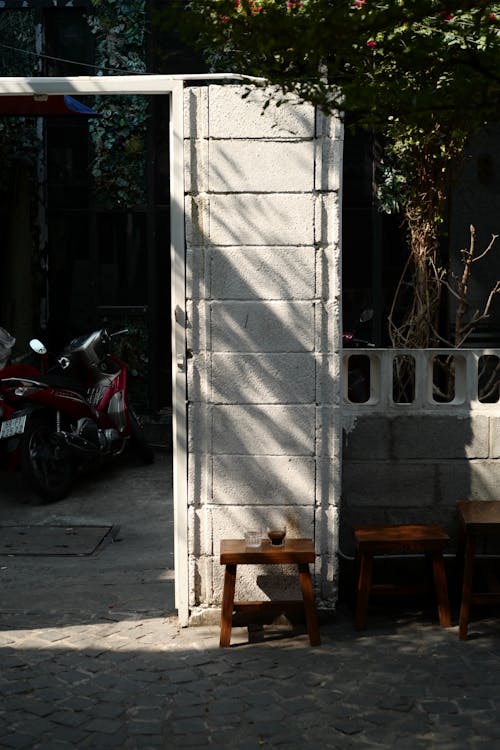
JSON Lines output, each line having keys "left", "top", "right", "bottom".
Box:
{"left": 0, "top": 73, "right": 260, "bottom": 625}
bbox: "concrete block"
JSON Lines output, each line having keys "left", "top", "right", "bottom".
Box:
{"left": 211, "top": 353, "right": 315, "bottom": 404}
{"left": 316, "top": 405, "right": 343, "bottom": 459}
{"left": 190, "top": 506, "right": 214, "bottom": 557}
{"left": 314, "top": 503, "right": 340, "bottom": 556}
{"left": 187, "top": 352, "right": 209, "bottom": 403}
{"left": 315, "top": 108, "right": 344, "bottom": 141}
{"left": 184, "top": 86, "right": 209, "bottom": 139}
{"left": 314, "top": 299, "right": 342, "bottom": 353}
{"left": 342, "top": 461, "right": 436, "bottom": 507}
{"left": 393, "top": 415, "right": 489, "bottom": 459}
{"left": 210, "top": 301, "right": 315, "bottom": 353}
{"left": 184, "top": 137, "right": 209, "bottom": 194}
{"left": 342, "top": 416, "right": 392, "bottom": 460}
{"left": 316, "top": 354, "right": 341, "bottom": 405}
{"left": 186, "top": 246, "right": 207, "bottom": 301}
{"left": 314, "top": 193, "right": 341, "bottom": 246}
{"left": 489, "top": 416, "right": 500, "bottom": 456}
{"left": 316, "top": 245, "right": 342, "bottom": 306}
{"left": 212, "top": 455, "right": 316, "bottom": 505}
{"left": 317, "top": 553, "right": 339, "bottom": 604}
{"left": 316, "top": 459, "right": 342, "bottom": 509}
{"left": 188, "top": 451, "right": 211, "bottom": 506}
{"left": 186, "top": 301, "right": 209, "bottom": 352}
{"left": 208, "top": 85, "right": 315, "bottom": 139}
{"left": 314, "top": 128, "right": 342, "bottom": 193}
{"left": 212, "top": 404, "right": 315, "bottom": 455}
{"left": 208, "top": 193, "right": 315, "bottom": 246}
{"left": 438, "top": 460, "right": 500, "bottom": 505}
{"left": 212, "top": 558, "right": 303, "bottom": 603}
{"left": 185, "top": 194, "right": 210, "bottom": 247}
{"left": 209, "top": 140, "right": 315, "bottom": 193}
{"left": 210, "top": 246, "right": 315, "bottom": 300}
{"left": 187, "top": 505, "right": 197, "bottom": 556}
{"left": 187, "top": 402, "right": 211, "bottom": 456}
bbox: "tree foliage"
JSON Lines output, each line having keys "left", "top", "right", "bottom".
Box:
{"left": 171, "top": 0, "right": 500, "bottom": 347}
{"left": 88, "top": 0, "right": 149, "bottom": 208}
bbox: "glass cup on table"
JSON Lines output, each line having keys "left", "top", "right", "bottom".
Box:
{"left": 267, "top": 526, "right": 287, "bottom": 547}
{"left": 244, "top": 530, "right": 262, "bottom": 548}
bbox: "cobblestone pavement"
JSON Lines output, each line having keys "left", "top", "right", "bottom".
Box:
{"left": 2, "top": 454, "right": 500, "bottom": 749}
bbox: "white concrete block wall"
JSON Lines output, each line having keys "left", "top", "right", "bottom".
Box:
{"left": 184, "top": 85, "right": 343, "bottom": 618}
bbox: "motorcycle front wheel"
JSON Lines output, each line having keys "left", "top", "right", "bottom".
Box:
{"left": 21, "top": 415, "right": 75, "bottom": 502}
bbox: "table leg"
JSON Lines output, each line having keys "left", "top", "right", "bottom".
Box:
{"left": 298, "top": 563, "right": 321, "bottom": 646}
{"left": 431, "top": 551, "right": 451, "bottom": 628}
{"left": 459, "top": 535, "right": 475, "bottom": 641}
{"left": 355, "top": 551, "right": 373, "bottom": 631}
{"left": 219, "top": 563, "right": 237, "bottom": 648}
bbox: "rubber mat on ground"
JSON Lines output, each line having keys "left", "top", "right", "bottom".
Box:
{"left": 0, "top": 525, "right": 115, "bottom": 555}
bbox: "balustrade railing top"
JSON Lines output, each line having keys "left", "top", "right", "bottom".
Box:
{"left": 342, "top": 348, "right": 500, "bottom": 413}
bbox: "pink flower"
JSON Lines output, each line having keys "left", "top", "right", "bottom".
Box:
{"left": 367, "top": 38, "right": 376, "bottom": 48}
{"left": 354, "top": 0, "right": 366, "bottom": 8}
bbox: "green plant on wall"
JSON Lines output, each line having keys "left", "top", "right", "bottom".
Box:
{"left": 0, "top": 10, "right": 39, "bottom": 198}
{"left": 88, "top": 0, "right": 149, "bottom": 209}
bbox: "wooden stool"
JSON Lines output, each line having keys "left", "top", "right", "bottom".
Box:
{"left": 457, "top": 500, "right": 500, "bottom": 640}
{"left": 219, "top": 538, "right": 320, "bottom": 647}
{"left": 353, "top": 524, "right": 451, "bottom": 630}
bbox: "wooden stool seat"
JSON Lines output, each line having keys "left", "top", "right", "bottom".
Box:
{"left": 353, "top": 523, "right": 451, "bottom": 630}
{"left": 219, "top": 538, "right": 320, "bottom": 647}
{"left": 457, "top": 500, "right": 500, "bottom": 640}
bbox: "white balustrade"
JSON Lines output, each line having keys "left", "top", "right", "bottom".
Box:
{"left": 342, "top": 348, "right": 500, "bottom": 413}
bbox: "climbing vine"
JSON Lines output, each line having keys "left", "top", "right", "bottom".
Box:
{"left": 88, "top": 0, "right": 149, "bottom": 208}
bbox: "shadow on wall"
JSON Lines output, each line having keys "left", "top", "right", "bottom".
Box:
{"left": 184, "top": 92, "right": 340, "bottom": 606}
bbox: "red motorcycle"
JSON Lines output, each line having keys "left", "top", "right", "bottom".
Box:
{"left": 0, "top": 328, "right": 154, "bottom": 502}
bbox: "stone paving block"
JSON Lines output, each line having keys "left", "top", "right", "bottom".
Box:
{"left": 47, "top": 725, "right": 89, "bottom": 745}
{"left": 51, "top": 710, "right": 90, "bottom": 728}
{"left": 84, "top": 717, "right": 123, "bottom": 734}
{"left": 171, "top": 717, "right": 207, "bottom": 733}
{"left": 1, "top": 735, "right": 35, "bottom": 749}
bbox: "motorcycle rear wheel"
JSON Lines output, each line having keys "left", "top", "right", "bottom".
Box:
{"left": 21, "top": 415, "right": 75, "bottom": 502}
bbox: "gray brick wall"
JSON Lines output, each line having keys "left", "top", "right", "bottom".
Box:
{"left": 341, "top": 414, "right": 500, "bottom": 555}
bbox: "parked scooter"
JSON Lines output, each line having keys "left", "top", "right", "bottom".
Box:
{"left": 0, "top": 327, "right": 154, "bottom": 501}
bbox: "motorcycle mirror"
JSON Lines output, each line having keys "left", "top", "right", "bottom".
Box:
{"left": 29, "top": 339, "right": 48, "bottom": 356}
{"left": 359, "top": 309, "right": 374, "bottom": 323}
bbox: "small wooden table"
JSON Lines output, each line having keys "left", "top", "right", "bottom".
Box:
{"left": 353, "top": 524, "right": 451, "bottom": 630}
{"left": 457, "top": 500, "right": 500, "bottom": 640}
{"left": 219, "top": 538, "right": 321, "bottom": 647}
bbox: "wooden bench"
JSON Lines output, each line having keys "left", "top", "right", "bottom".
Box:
{"left": 219, "top": 538, "right": 321, "bottom": 647}
{"left": 353, "top": 524, "right": 451, "bottom": 630}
